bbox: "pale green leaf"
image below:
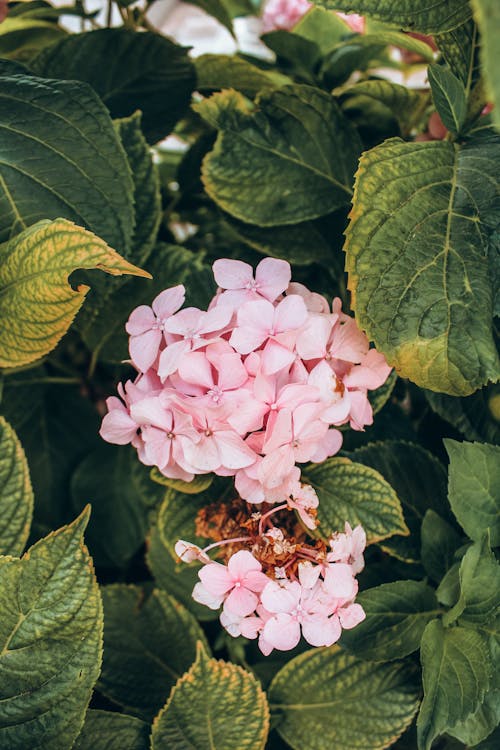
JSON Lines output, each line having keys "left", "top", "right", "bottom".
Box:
{"left": 196, "top": 86, "right": 361, "bottom": 226}
{"left": 150, "top": 469, "right": 214, "bottom": 494}
{"left": 428, "top": 64, "right": 467, "bottom": 135}
{"left": 305, "top": 457, "right": 408, "bottom": 545}
{"left": 0, "top": 16, "right": 66, "bottom": 63}
{"left": 341, "top": 580, "right": 440, "bottom": 661}
{"left": 445, "top": 439, "right": 500, "bottom": 544}
{"left": 99, "top": 585, "right": 209, "bottom": 721}
{"left": 294, "top": 6, "right": 353, "bottom": 55}
{"left": 471, "top": 0, "right": 500, "bottom": 131}
{"left": 0, "top": 416, "right": 33, "bottom": 556}
{"left": 314, "top": 1, "right": 471, "bottom": 34}
{"left": 31, "top": 28, "right": 196, "bottom": 143}
{"left": 350, "top": 441, "right": 448, "bottom": 562}
{"left": 0, "top": 508, "right": 103, "bottom": 750}
{"left": 269, "top": 646, "right": 420, "bottom": 750}
{"left": 445, "top": 535, "right": 500, "bottom": 625}
{"left": 151, "top": 643, "right": 270, "bottom": 750}
{"left": 345, "top": 136, "right": 500, "bottom": 396}
{"left": 420, "top": 510, "right": 462, "bottom": 582}
{"left": 0, "top": 219, "right": 150, "bottom": 368}
{"left": 0, "top": 68, "right": 134, "bottom": 248}
{"left": 417, "top": 619, "right": 492, "bottom": 750}
{"left": 436, "top": 562, "right": 461, "bottom": 607}
{"left": 194, "top": 54, "right": 291, "bottom": 97}
{"left": 74, "top": 710, "right": 149, "bottom": 750}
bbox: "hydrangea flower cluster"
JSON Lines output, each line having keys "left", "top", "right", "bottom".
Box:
{"left": 261, "top": 0, "right": 365, "bottom": 34}
{"left": 176, "top": 518, "right": 367, "bottom": 655}
{"left": 100, "top": 258, "right": 391, "bottom": 503}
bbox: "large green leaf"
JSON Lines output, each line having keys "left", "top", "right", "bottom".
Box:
{"left": 448, "top": 689, "right": 500, "bottom": 746}
{"left": 445, "top": 439, "right": 500, "bottom": 545}
{"left": 269, "top": 646, "right": 420, "bottom": 750}
{"left": 304, "top": 457, "right": 408, "bottom": 545}
{"left": 349, "top": 441, "right": 448, "bottom": 562}
{"left": 313, "top": 1, "right": 471, "bottom": 34}
{"left": 0, "top": 509, "right": 103, "bottom": 749}
{"left": 341, "top": 580, "right": 440, "bottom": 661}
{"left": 0, "top": 416, "right": 33, "bottom": 556}
{"left": 99, "top": 585, "right": 208, "bottom": 721}
{"left": 71, "top": 444, "right": 164, "bottom": 569}
{"left": 194, "top": 54, "right": 291, "bottom": 97}
{"left": 417, "top": 619, "right": 492, "bottom": 750}
{"left": 445, "top": 535, "right": 500, "bottom": 625}
{"left": 435, "top": 19, "right": 482, "bottom": 117}
{"left": 0, "top": 378, "right": 100, "bottom": 533}
{"left": 74, "top": 710, "right": 149, "bottom": 750}
{"left": 31, "top": 28, "right": 196, "bottom": 143}
{"left": 426, "top": 384, "right": 500, "bottom": 444}
{"left": 195, "top": 85, "right": 361, "bottom": 226}
{"left": 428, "top": 63, "right": 467, "bottom": 135}
{"left": 420, "top": 510, "right": 463, "bottom": 583}
{"left": 345, "top": 135, "right": 500, "bottom": 396}
{"left": 0, "top": 68, "right": 134, "bottom": 247}
{"left": 0, "top": 219, "right": 149, "bottom": 368}
{"left": 151, "top": 643, "right": 270, "bottom": 749}
{"left": 471, "top": 0, "right": 500, "bottom": 131}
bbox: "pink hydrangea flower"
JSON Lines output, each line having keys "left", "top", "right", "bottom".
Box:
{"left": 194, "top": 550, "right": 268, "bottom": 616}
{"left": 328, "top": 522, "right": 367, "bottom": 574}
{"left": 261, "top": 0, "right": 312, "bottom": 32}
{"left": 126, "top": 285, "right": 185, "bottom": 372}
{"left": 213, "top": 257, "right": 291, "bottom": 309}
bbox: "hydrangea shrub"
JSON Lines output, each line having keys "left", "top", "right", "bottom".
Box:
{"left": 0, "top": 1, "right": 499, "bottom": 750}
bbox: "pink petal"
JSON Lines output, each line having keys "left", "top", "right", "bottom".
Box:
{"left": 129, "top": 329, "right": 162, "bottom": 372}
{"left": 228, "top": 550, "right": 262, "bottom": 578}
{"left": 199, "top": 562, "right": 233, "bottom": 597}
{"left": 339, "top": 603, "right": 366, "bottom": 629}
{"left": 309, "top": 428, "right": 343, "bottom": 462}
{"left": 329, "top": 318, "right": 369, "bottom": 363}
{"left": 296, "top": 315, "right": 332, "bottom": 360}
{"left": 261, "top": 580, "right": 301, "bottom": 614}
{"left": 125, "top": 305, "right": 155, "bottom": 336}
{"left": 343, "top": 349, "right": 392, "bottom": 390}
{"left": 214, "top": 430, "right": 257, "bottom": 470}
{"left": 129, "top": 397, "right": 172, "bottom": 430}
{"left": 240, "top": 615, "right": 264, "bottom": 639}
{"left": 158, "top": 340, "right": 191, "bottom": 379}
{"left": 216, "top": 353, "right": 248, "bottom": 391}
{"left": 254, "top": 258, "right": 291, "bottom": 301}
{"left": 324, "top": 563, "right": 358, "bottom": 600}
{"left": 263, "top": 613, "right": 301, "bottom": 651}
{"left": 273, "top": 294, "right": 308, "bottom": 333}
{"left": 244, "top": 570, "right": 270, "bottom": 592}
{"left": 164, "top": 307, "right": 203, "bottom": 336}
{"left": 348, "top": 391, "right": 373, "bottom": 430}
{"left": 229, "top": 325, "right": 269, "bottom": 355}
{"left": 213, "top": 259, "right": 253, "bottom": 289}
{"left": 178, "top": 351, "right": 214, "bottom": 389}
{"left": 302, "top": 614, "right": 341, "bottom": 647}
{"left": 235, "top": 468, "right": 265, "bottom": 504}
{"left": 192, "top": 582, "right": 224, "bottom": 610}
{"left": 152, "top": 285, "right": 185, "bottom": 319}
{"left": 99, "top": 407, "right": 137, "bottom": 445}
{"left": 263, "top": 408, "right": 293, "bottom": 453}
{"left": 237, "top": 298, "right": 274, "bottom": 331}
{"left": 183, "top": 434, "right": 222, "bottom": 472}
{"left": 224, "top": 586, "right": 259, "bottom": 617}
{"left": 200, "top": 304, "right": 233, "bottom": 335}
{"left": 259, "top": 445, "right": 295, "bottom": 490}
{"left": 298, "top": 562, "right": 322, "bottom": 589}
{"left": 261, "top": 340, "right": 296, "bottom": 375}
{"left": 220, "top": 609, "right": 243, "bottom": 637}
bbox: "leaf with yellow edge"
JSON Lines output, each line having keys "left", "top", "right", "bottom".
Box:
{"left": 150, "top": 468, "right": 214, "bottom": 494}
{"left": 0, "top": 416, "right": 33, "bottom": 556}
{"left": 0, "top": 218, "right": 151, "bottom": 368}
{"left": 151, "top": 642, "right": 270, "bottom": 750}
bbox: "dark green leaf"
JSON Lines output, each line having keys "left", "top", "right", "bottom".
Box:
{"left": 0, "top": 416, "right": 33, "bottom": 555}
{"left": 445, "top": 535, "right": 500, "bottom": 625}
{"left": 445, "top": 439, "right": 500, "bottom": 544}
{"left": 448, "top": 689, "right": 500, "bottom": 746}
{"left": 340, "top": 79, "right": 427, "bottom": 137}
{"left": 426, "top": 384, "right": 500, "bottom": 445}
{"left": 341, "top": 580, "right": 440, "bottom": 661}
{"left": 0, "top": 15, "right": 66, "bottom": 63}
{"left": 71, "top": 444, "right": 164, "bottom": 569}
{"left": 194, "top": 54, "right": 291, "bottom": 97}
{"left": 345, "top": 135, "right": 500, "bottom": 396}
{"left": 99, "top": 585, "right": 209, "bottom": 721}
{"left": 195, "top": 85, "right": 361, "bottom": 226}
{"left": 304, "top": 457, "right": 409, "bottom": 545}
{"left": 428, "top": 64, "right": 467, "bottom": 135}
{"left": 314, "top": 1, "right": 471, "bottom": 34}
{"left": 151, "top": 643, "right": 270, "bottom": 750}
{"left": 436, "top": 562, "right": 461, "bottom": 607}
{"left": 420, "top": 510, "right": 463, "bottom": 582}
{"left": 0, "top": 70, "right": 134, "bottom": 248}
{"left": 269, "top": 646, "right": 420, "bottom": 750}
{"left": 74, "top": 710, "right": 149, "bottom": 750}
{"left": 435, "top": 19, "right": 482, "bottom": 107}
{"left": 0, "top": 509, "right": 103, "bottom": 750}
{"left": 31, "top": 29, "right": 196, "bottom": 143}
{"left": 417, "top": 619, "right": 492, "bottom": 750}
{"left": 293, "top": 6, "right": 354, "bottom": 55}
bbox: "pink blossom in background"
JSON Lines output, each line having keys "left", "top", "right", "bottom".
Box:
{"left": 0, "top": 1, "right": 7, "bottom": 24}
{"left": 261, "top": 0, "right": 312, "bottom": 32}
{"left": 335, "top": 12, "right": 365, "bottom": 33}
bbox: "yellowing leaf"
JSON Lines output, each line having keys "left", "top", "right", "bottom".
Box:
{"left": 0, "top": 219, "right": 151, "bottom": 368}
{"left": 151, "top": 643, "right": 270, "bottom": 749}
{"left": 0, "top": 508, "right": 103, "bottom": 750}
{"left": 0, "top": 416, "right": 33, "bottom": 556}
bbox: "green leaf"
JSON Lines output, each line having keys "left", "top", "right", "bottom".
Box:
{"left": 436, "top": 561, "right": 461, "bottom": 607}
{"left": 74, "top": 710, "right": 149, "bottom": 750}
{"left": 445, "top": 535, "right": 500, "bottom": 625}
{"left": 261, "top": 31, "right": 321, "bottom": 82}
{"left": 0, "top": 68, "right": 134, "bottom": 248}
{"left": 448, "top": 689, "right": 500, "bottom": 746}
{"left": 31, "top": 29, "right": 196, "bottom": 143}
{"left": 146, "top": 487, "right": 218, "bottom": 621}
{"left": 435, "top": 19, "right": 482, "bottom": 103}
{"left": 341, "top": 580, "right": 440, "bottom": 661}
{"left": 195, "top": 85, "right": 361, "bottom": 226}
{"left": 99, "top": 585, "right": 209, "bottom": 721}
{"left": 185, "top": 0, "right": 234, "bottom": 34}
{"left": 340, "top": 79, "right": 427, "bottom": 137}
{"left": 420, "top": 510, "right": 462, "bottom": 582}
{"left": 293, "top": 6, "right": 354, "bottom": 55}
{"left": 426, "top": 384, "right": 500, "bottom": 444}
{"left": 471, "top": 0, "right": 500, "bottom": 131}
{"left": 304, "top": 456, "right": 408, "bottom": 545}
{"left": 0, "top": 15, "right": 66, "bottom": 63}
{"left": 269, "top": 646, "right": 420, "bottom": 750}
{"left": 194, "top": 54, "right": 291, "bottom": 97}
{"left": 151, "top": 643, "right": 270, "bottom": 750}
{"left": 473, "top": 725, "right": 500, "bottom": 750}
{"left": 0, "top": 508, "right": 103, "bottom": 749}
{"left": 71, "top": 444, "right": 164, "bottom": 569}
{"left": 345, "top": 135, "right": 500, "bottom": 396}
{"left": 348, "top": 441, "right": 448, "bottom": 562}
{"left": 445, "top": 439, "right": 500, "bottom": 544}
{"left": 0, "top": 219, "right": 150, "bottom": 368}
{"left": 417, "top": 619, "right": 492, "bottom": 750}
{"left": 0, "top": 416, "right": 33, "bottom": 555}
{"left": 150, "top": 469, "right": 214, "bottom": 494}
{"left": 0, "top": 379, "right": 100, "bottom": 532}
{"left": 428, "top": 64, "right": 467, "bottom": 135}
{"left": 314, "top": 1, "right": 471, "bottom": 34}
